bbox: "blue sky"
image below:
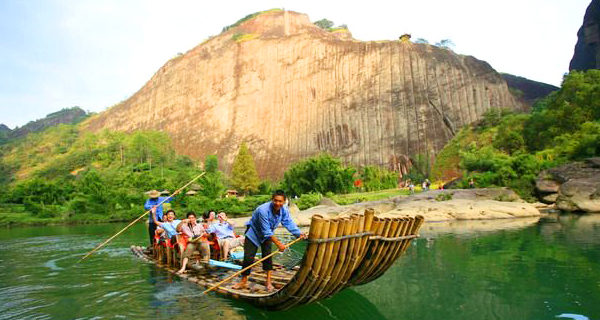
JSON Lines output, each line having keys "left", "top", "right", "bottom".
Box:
{"left": 0, "top": 0, "right": 591, "bottom": 129}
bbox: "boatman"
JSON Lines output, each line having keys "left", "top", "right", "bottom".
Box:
{"left": 232, "top": 190, "right": 306, "bottom": 292}
{"left": 144, "top": 190, "right": 175, "bottom": 249}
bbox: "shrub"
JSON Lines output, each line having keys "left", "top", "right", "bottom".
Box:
{"left": 293, "top": 192, "right": 323, "bottom": 210}
{"left": 435, "top": 192, "right": 453, "bottom": 201}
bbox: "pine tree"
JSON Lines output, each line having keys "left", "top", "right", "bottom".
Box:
{"left": 230, "top": 142, "right": 260, "bottom": 195}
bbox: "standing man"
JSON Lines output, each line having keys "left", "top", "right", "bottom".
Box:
{"left": 232, "top": 190, "right": 306, "bottom": 292}
{"left": 144, "top": 190, "right": 174, "bottom": 249}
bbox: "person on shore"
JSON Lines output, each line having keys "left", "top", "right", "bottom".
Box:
{"left": 232, "top": 190, "right": 306, "bottom": 292}
{"left": 176, "top": 212, "right": 210, "bottom": 274}
{"left": 152, "top": 209, "right": 181, "bottom": 242}
{"left": 207, "top": 212, "right": 244, "bottom": 260}
{"left": 469, "top": 178, "right": 475, "bottom": 189}
{"left": 144, "top": 190, "right": 175, "bottom": 249}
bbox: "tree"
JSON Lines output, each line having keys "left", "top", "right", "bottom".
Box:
{"left": 230, "top": 142, "right": 260, "bottom": 195}
{"left": 281, "top": 153, "right": 356, "bottom": 195}
{"left": 204, "top": 155, "right": 219, "bottom": 173}
{"left": 415, "top": 38, "right": 429, "bottom": 44}
{"left": 435, "top": 39, "right": 455, "bottom": 50}
{"left": 314, "top": 19, "right": 334, "bottom": 30}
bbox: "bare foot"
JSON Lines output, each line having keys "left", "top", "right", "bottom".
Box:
{"left": 265, "top": 283, "right": 275, "bottom": 293}
{"left": 232, "top": 281, "right": 248, "bottom": 290}
{"left": 176, "top": 269, "right": 187, "bottom": 274}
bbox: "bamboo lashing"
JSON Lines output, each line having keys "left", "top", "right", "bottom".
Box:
{"left": 203, "top": 236, "right": 305, "bottom": 295}
{"left": 77, "top": 172, "right": 206, "bottom": 263}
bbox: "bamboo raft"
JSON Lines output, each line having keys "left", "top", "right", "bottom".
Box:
{"left": 131, "top": 209, "right": 424, "bottom": 310}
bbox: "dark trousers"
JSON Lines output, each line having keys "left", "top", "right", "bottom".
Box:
{"left": 241, "top": 238, "right": 273, "bottom": 276}
{"left": 148, "top": 223, "right": 157, "bottom": 247}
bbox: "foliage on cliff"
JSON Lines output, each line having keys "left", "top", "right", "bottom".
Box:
{"left": 432, "top": 70, "right": 600, "bottom": 200}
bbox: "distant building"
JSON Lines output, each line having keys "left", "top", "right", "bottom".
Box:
{"left": 226, "top": 189, "right": 238, "bottom": 198}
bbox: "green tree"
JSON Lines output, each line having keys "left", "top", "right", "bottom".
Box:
{"left": 281, "top": 153, "right": 355, "bottom": 196}
{"left": 204, "top": 154, "right": 219, "bottom": 173}
{"left": 230, "top": 142, "right": 260, "bottom": 195}
{"left": 359, "top": 166, "right": 398, "bottom": 191}
{"left": 314, "top": 18, "right": 334, "bottom": 29}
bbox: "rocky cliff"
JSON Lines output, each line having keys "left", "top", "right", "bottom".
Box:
{"left": 85, "top": 10, "right": 519, "bottom": 179}
{"left": 501, "top": 73, "right": 558, "bottom": 106}
{"left": 570, "top": 0, "right": 600, "bottom": 71}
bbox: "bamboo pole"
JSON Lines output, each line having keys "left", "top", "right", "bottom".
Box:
{"left": 202, "top": 236, "right": 305, "bottom": 295}
{"left": 263, "top": 215, "right": 326, "bottom": 307}
{"left": 77, "top": 172, "right": 205, "bottom": 263}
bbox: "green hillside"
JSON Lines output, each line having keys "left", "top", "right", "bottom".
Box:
{"left": 432, "top": 70, "right": 600, "bottom": 200}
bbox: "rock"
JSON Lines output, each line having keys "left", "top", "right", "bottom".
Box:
{"left": 570, "top": 0, "right": 600, "bottom": 71}
{"left": 536, "top": 159, "right": 600, "bottom": 212}
{"left": 542, "top": 193, "right": 559, "bottom": 203}
{"left": 318, "top": 197, "right": 339, "bottom": 207}
{"left": 586, "top": 157, "right": 600, "bottom": 168}
{"left": 533, "top": 202, "right": 550, "bottom": 209}
{"left": 536, "top": 174, "right": 561, "bottom": 193}
{"left": 556, "top": 178, "right": 600, "bottom": 212}
{"left": 84, "top": 10, "right": 520, "bottom": 179}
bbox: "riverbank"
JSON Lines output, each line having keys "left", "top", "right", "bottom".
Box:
{"left": 1, "top": 188, "right": 547, "bottom": 228}
{"left": 226, "top": 188, "right": 546, "bottom": 228}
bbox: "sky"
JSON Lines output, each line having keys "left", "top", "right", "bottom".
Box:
{"left": 0, "top": 0, "right": 592, "bottom": 129}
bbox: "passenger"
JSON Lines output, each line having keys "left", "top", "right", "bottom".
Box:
{"left": 152, "top": 209, "right": 181, "bottom": 243}
{"left": 207, "top": 212, "right": 244, "bottom": 260}
{"left": 232, "top": 190, "right": 306, "bottom": 292}
{"left": 176, "top": 212, "right": 210, "bottom": 274}
{"left": 144, "top": 190, "right": 175, "bottom": 249}
{"left": 202, "top": 210, "right": 217, "bottom": 226}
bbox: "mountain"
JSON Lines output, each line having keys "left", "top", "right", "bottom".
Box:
{"left": 85, "top": 10, "right": 520, "bottom": 179}
{"left": 501, "top": 73, "right": 559, "bottom": 105}
{"left": 570, "top": 0, "right": 600, "bottom": 71}
{"left": 0, "top": 124, "right": 11, "bottom": 134}
{"left": 10, "top": 107, "right": 88, "bottom": 139}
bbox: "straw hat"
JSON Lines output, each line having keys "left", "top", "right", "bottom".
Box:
{"left": 147, "top": 190, "right": 160, "bottom": 198}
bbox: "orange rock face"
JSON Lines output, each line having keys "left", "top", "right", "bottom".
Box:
{"left": 85, "top": 10, "right": 519, "bottom": 179}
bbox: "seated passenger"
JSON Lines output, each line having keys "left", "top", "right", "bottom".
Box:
{"left": 152, "top": 209, "right": 181, "bottom": 242}
{"left": 207, "top": 212, "right": 244, "bottom": 260}
{"left": 176, "top": 212, "right": 210, "bottom": 274}
{"left": 202, "top": 210, "right": 216, "bottom": 227}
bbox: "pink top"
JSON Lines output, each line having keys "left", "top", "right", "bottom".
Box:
{"left": 181, "top": 222, "right": 206, "bottom": 239}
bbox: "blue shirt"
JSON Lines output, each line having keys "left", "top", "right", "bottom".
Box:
{"left": 144, "top": 196, "right": 174, "bottom": 223}
{"left": 159, "top": 219, "right": 182, "bottom": 238}
{"left": 207, "top": 222, "right": 235, "bottom": 239}
{"left": 245, "top": 201, "right": 301, "bottom": 247}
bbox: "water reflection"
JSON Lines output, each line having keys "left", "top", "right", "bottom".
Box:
{"left": 0, "top": 215, "right": 599, "bottom": 319}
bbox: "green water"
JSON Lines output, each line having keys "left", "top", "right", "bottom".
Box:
{"left": 0, "top": 214, "right": 599, "bottom": 320}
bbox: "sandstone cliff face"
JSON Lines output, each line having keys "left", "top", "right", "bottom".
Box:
{"left": 570, "top": 0, "right": 600, "bottom": 71}
{"left": 85, "top": 10, "right": 519, "bottom": 179}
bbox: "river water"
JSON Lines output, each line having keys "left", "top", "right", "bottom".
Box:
{"left": 0, "top": 214, "right": 599, "bottom": 320}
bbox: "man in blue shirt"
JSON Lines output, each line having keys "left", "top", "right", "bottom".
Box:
{"left": 207, "top": 212, "right": 244, "bottom": 260}
{"left": 152, "top": 209, "right": 182, "bottom": 241}
{"left": 232, "top": 190, "right": 306, "bottom": 292}
{"left": 144, "top": 190, "right": 174, "bottom": 247}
